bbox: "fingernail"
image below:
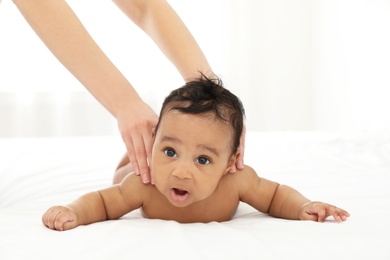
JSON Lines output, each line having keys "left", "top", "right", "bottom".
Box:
{"left": 142, "top": 174, "right": 150, "bottom": 183}
{"left": 238, "top": 160, "right": 244, "bottom": 169}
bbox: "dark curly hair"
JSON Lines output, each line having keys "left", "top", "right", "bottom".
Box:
{"left": 156, "top": 75, "right": 245, "bottom": 155}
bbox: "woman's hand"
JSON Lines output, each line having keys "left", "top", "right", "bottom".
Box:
{"left": 117, "top": 100, "right": 158, "bottom": 184}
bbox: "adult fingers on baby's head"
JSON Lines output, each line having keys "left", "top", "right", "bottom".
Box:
{"left": 132, "top": 135, "right": 150, "bottom": 184}
{"left": 237, "top": 124, "right": 246, "bottom": 169}
{"left": 229, "top": 164, "right": 237, "bottom": 173}
{"left": 139, "top": 133, "right": 153, "bottom": 183}
{"left": 123, "top": 137, "right": 138, "bottom": 174}
{"left": 124, "top": 132, "right": 150, "bottom": 183}
{"left": 229, "top": 125, "right": 246, "bottom": 173}
{"left": 144, "top": 129, "right": 153, "bottom": 164}
{"left": 144, "top": 133, "right": 155, "bottom": 184}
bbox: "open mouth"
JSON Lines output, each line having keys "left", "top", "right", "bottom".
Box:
{"left": 170, "top": 188, "right": 190, "bottom": 203}
{"left": 173, "top": 188, "right": 188, "bottom": 196}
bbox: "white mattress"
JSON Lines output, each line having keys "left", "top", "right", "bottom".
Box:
{"left": 0, "top": 131, "right": 389, "bottom": 259}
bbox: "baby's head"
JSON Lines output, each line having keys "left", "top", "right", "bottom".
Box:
{"left": 151, "top": 76, "right": 245, "bottom": 208}
{"left": 156, "top": 76, "right": 245, "bottom": 156}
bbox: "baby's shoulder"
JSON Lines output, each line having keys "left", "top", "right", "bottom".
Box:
{"left": 220, "top": 165, "right": 259, "bottom": 191}
{"left": 119, "top": 173, "right": 154, "bottom": 198}
{"left": 225, "top": 165, "right": 258, "bottom": 181}
{"left": 120, "top": 172, "right": 142, "bottom": 186}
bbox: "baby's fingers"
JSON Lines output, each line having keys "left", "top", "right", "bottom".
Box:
{"left": 42, "top": 206, "right": 76, "bottom": 231}
{"left": 301, "top": 202, "right": 350, "bottom": 222}
{"left": 328, "top": 207, "right": 350, "bottom": 222}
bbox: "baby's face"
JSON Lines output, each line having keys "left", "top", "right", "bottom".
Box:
{"left": 151, "top": 110, "right": 235, "bottom": 208}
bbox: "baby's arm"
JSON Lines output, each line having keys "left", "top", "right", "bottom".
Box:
{"left": 268, "top": 185, "right": 350, "bottom": 222}
{"left": 42, "top": 191, "right": 108, "bottom": 231}
{"left": 42, "top": 174, "right": 144, "bottom": 231}
{"left": 239, "top": 166, "right": 350, "bottom": 222}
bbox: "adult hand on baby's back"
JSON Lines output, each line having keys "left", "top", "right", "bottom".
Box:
{"left": 299, "top": 201, "right": 350, "bottom": 222}
{"left": 42, "top": 206, "right": 79, "bottom": 231}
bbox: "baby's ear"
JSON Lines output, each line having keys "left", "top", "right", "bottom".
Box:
{"left": 225, "top": 152, "right": 240, "bottom": 174}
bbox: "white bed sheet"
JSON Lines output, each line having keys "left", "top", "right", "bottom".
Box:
{"left": 0, "top": 131, "right": 389, "bottom": 260}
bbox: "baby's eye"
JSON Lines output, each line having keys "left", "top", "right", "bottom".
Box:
{"left": 196, "top": 156, "right": 210, "bottom": 165}
{"left": 164, "top": 148, "right": 177, "bottom": 158}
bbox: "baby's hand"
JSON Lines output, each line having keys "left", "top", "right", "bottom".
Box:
{"left": 299, "top": 201, "right": 350, "bottom": 222}
{"left": 42, "top": 206, "right": 79, "bottom": 231}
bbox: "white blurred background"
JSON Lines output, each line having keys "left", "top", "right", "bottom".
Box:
{"left": 0, "top": 0, "right": 389, "bottom": 137}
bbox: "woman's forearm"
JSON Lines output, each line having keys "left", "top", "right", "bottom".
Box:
{"left": 13, "top": 0, "right": 140, "bottom": 117}
{"left": 113, "top": 0, "right": 213, "bottom": 81}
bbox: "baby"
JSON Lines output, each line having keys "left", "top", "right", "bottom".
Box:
{"left": 42, "top": 76, "right": 349, "bottom": 231}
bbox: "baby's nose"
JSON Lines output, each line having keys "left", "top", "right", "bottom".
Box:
{"left": 171, "top": 162, "right": 192, "bottom": 179}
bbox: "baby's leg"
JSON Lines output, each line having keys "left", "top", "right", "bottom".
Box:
{"left": 113, "top": 153, "right": 134, "bottom": 184}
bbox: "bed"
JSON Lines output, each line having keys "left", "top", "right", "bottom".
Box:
{"left": 0, "top": 131, "right": 389, "bottom": 259}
